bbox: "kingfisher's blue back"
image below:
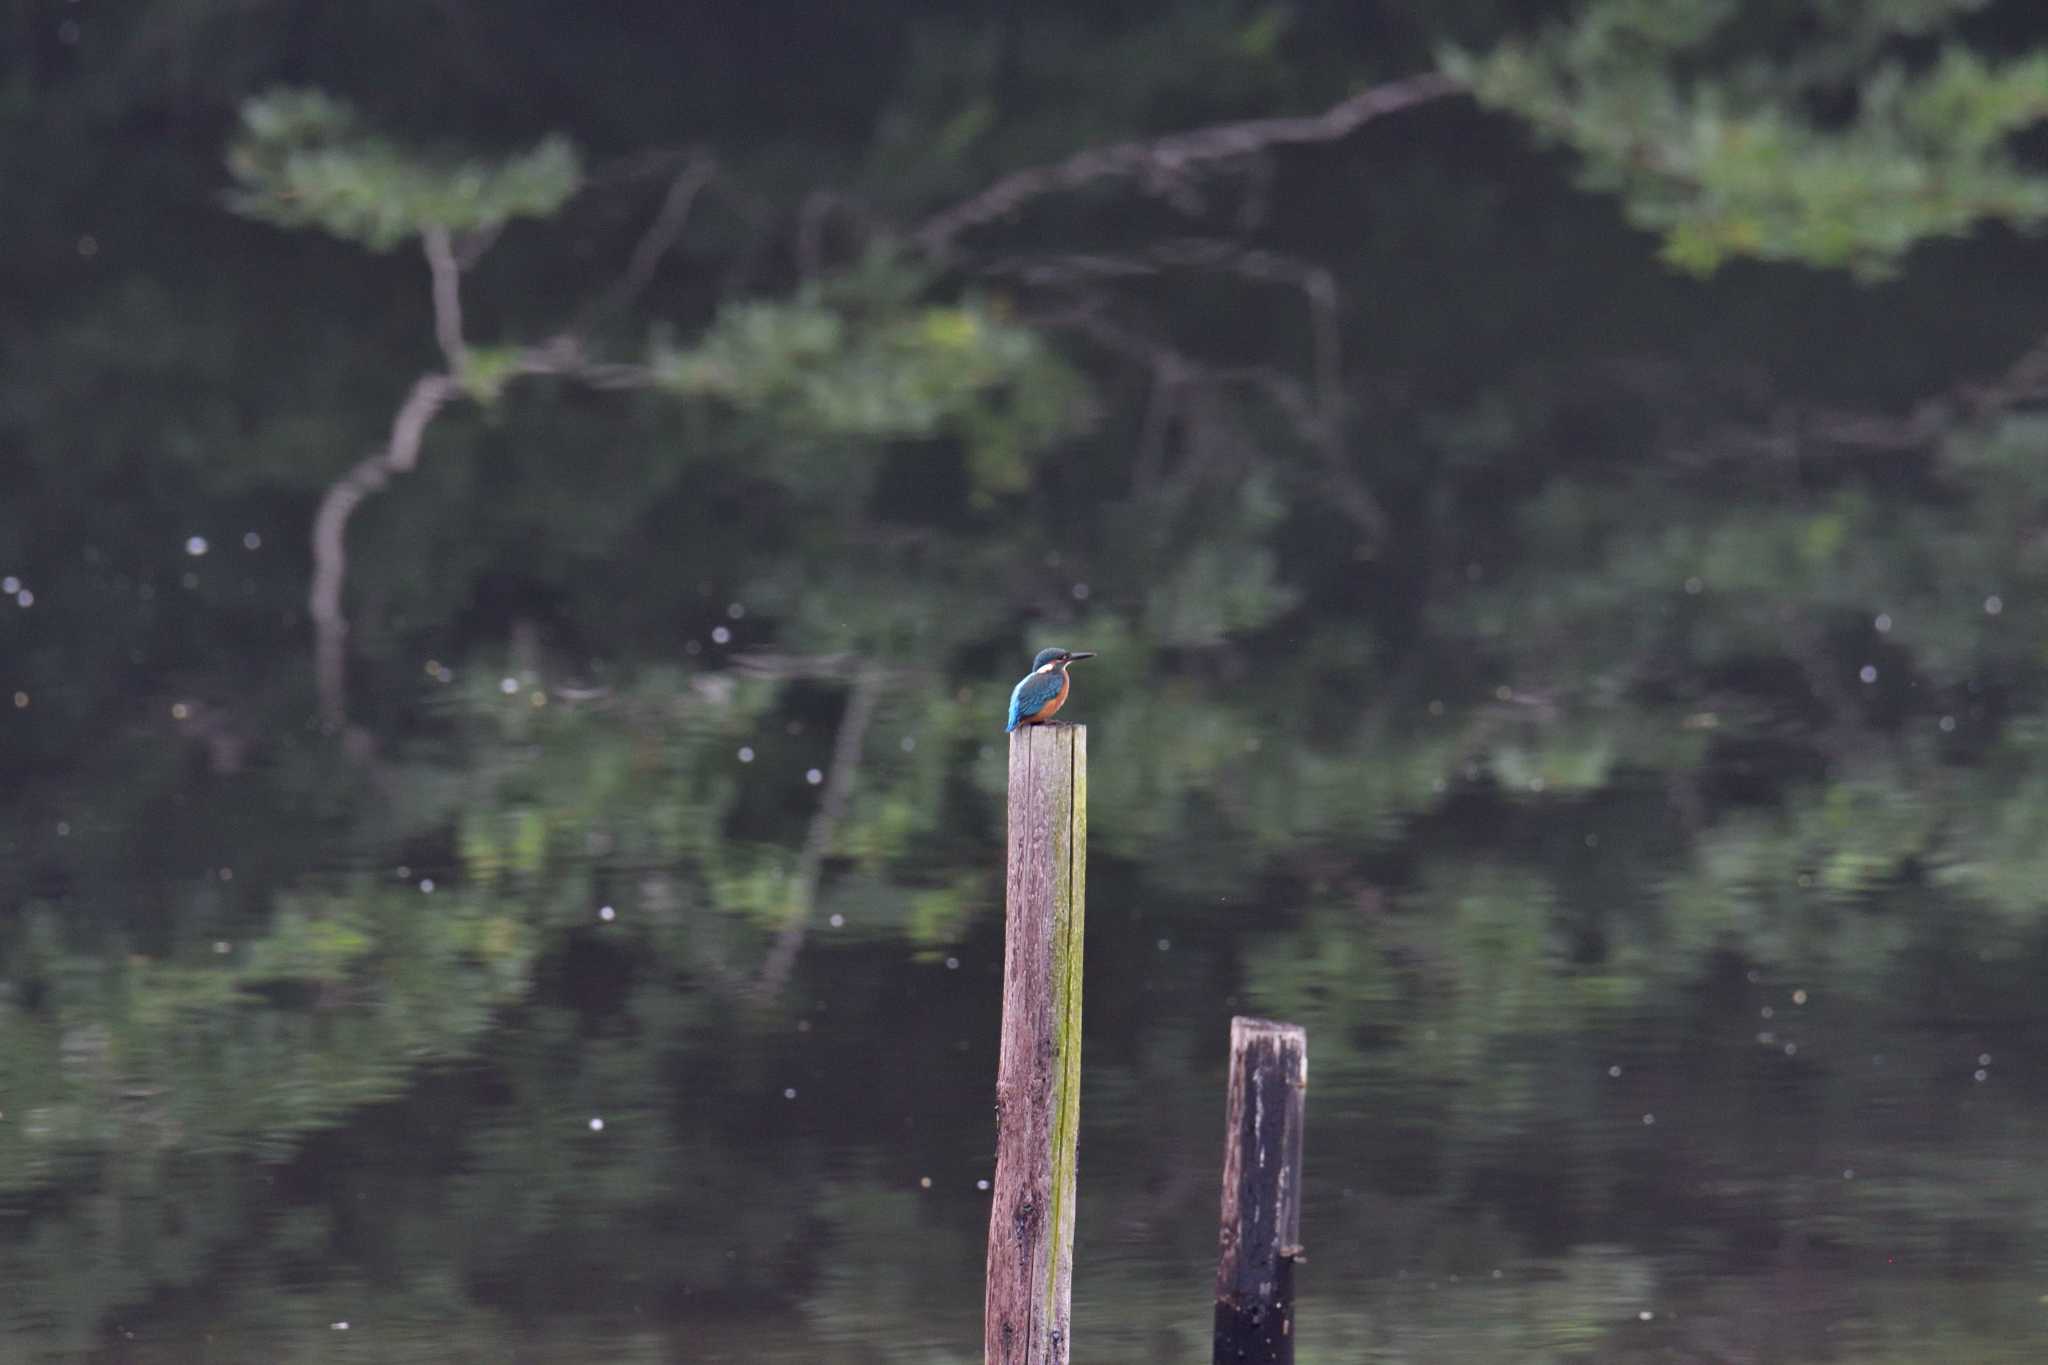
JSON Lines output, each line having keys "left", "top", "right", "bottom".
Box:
{"left": 1006, "top": 669, "right": 1066, "bottom": 732}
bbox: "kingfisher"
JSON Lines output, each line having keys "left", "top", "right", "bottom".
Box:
{"left": 1006, "top": 647, "right": 1096, "bottom": 732}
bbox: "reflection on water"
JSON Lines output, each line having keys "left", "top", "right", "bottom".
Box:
{"left": 5, "top": 668, "right": 2047, "bottom": 1363}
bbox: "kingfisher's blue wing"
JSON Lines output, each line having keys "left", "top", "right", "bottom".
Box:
{"left": 1006, "top": 671, "right": 1062, "bottom": 732}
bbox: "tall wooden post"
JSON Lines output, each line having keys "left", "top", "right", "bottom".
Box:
{"left": 1214, "top": 1017, "right": 1307, "bottom": 1365}
{"left": 985, "top": 723, "right": 1087, "bottom": 1365}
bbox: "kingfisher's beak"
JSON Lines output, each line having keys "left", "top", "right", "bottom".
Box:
{"left": 1067, "top": 651, "right": 1096, "bottom": 661}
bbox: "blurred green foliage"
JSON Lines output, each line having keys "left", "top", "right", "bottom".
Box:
{"left": 226, "top": 88, "right": 581, "bottom": 251}
{"left": 1451, "top": 0, "right": 2048, "bottom": 275}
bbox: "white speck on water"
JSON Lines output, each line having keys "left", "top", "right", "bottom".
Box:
{"left": 1683, "top": 576, "right": 1702, "bottom": 595}
{"left": 1843, "top": 1168, "right": 1855, "bottom": 1180}
{"left": 1585, "top": 833, "right": 1600, "bottom": 848}
{"left": 684, "top": 639, "right": 701, "bottom": 655}
{"left": 711, "top": 626, "right": 731, "bottom": 644}
{"left": 1940, "top": 715, "right": 1957, "bottom": 732}
{"left": 1642, "top": 1113, "right": 1656, "bottom": 1126}
{"left": 1761, "top": 1006, "right": 1774, "bottom": 1019}
{"left": 805, "top": 768, "right": 824, "bottom": 785}
{"left": 919, "top": 1176, "right": 932, "bottom": 1189}
{"left": 1747, "top": 969, "right": 1761, "bottom": 983}
{"left": 1157, "top": 938, "right": 1171, "bottom": 951}
{"left": 0, "top": 577, "right": 15, "bottom": 595}
{"left": 1859, "top": 664, "right": 1878, "bottom": 684}
{"left": 1529, "top": 776, "right": 1546, "bottom": 792}
{"left": 1978, "top": 1053, "right": 1991, "bottom": 1066}
{"left": 945, "top": 957, "right": 960, "bottom": 970}
{"left": 1784, "top": 1042, "right": 1798, "bottom": 1056}
{"left": 976, "top": 1179, "right": 990, "bottom": 1191}
{"left": 419, "top": 878, "right": 435, "bottom": 894}
{"left": 56, "top": 820, "right": 70, "bottom": 836}
{"left": 1984, "top": 594, "right": 2004, "bottom": 615}
{"left": 243, "top": 532, "right": 262, "bottom": 550}
{"left": 726, "top": 602, "right": 745, "bottom": 620}
{"left": 1071, "top": 581, "right": 1090, "bottom": 600}
{"left": 11, "top": 692, "right": 25, "bottom": 709}
{"left": 1974, "top": 1068, "right": 1988, "bottom": 1082}
{"left": 213, "top": 941, "right": 231, "bottom": 955}
{"left": 783, "top": 1087, "right": 797, "bottom": 1100}
{"left": 900, "top": 736, "right": 916, "bottom": 753}
{"left": 331, "top": 1322, "right": 349, "bottom": 1332}
{"left": 827, "top": 913, "right": 844, "bottom": 928}
{"left": 498, "top": 676, "right": 518, "bottom": 695}
{"left": 1792, "top": 989, "right": 1808, "bottom": 1006}
{"left": 1607, "top": 1065, "right": 1622, "bottom": 1078}
{"left": 588, "top": 1117, "right": 605, "bottom": 1132}
{"left": 16, "top": 589, "right": 33, "bottom": 607}
{"left": 184, "top": 536, "right": 208, "bottom": 557}
{"left": 598, "top": 905, "right": 615, "bottom": 923}
{"left": 1875, "top": 612, "right": 1892, "bottom": 632}
{"left": 1638, "top": 1310, "right": 1654, "bottom": 1322}
{"left": 219, "top": 867, "right": 233, "bottom": 882}
{"left": 738, "top": 746, "right": 755, "bottom": 763}
{"left": 396, "top": 865, "right": 411, "bottom": 880}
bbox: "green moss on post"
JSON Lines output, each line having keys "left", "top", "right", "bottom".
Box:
{"left": 986, "top": 723, "right": 1086, "bottom": 1365}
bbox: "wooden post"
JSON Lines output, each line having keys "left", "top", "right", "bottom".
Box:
{"left": 985, "top": 723, "right": 1087, "bottom": 1365}
{"left": 1213, "top": 1017, "right": 1307, "bottom": 1365}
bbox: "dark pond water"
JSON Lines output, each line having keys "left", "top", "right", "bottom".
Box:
{"left": 7, "top": 662, "right": 2048, "bottom": 1363}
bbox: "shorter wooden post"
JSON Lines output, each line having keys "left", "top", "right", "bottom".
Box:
{"left": 985, "top": 723, "right": 1087, "bottom": 1365}
{"left": 1213, "top": 1017, "right": 1307, "bottom": 1365}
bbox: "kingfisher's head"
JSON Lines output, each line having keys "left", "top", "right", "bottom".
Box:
{"left": 1030, "top": 647, "right": 1096, "bottom": 673}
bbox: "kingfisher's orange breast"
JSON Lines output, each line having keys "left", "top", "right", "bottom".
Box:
{"left": 1032, "top": 669, "right": 1071, "bottom": 722}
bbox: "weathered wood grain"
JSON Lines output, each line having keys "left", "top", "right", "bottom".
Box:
{"left": 985, "top": 723, "right": 1086, "bottom": 1365}
{"left": 1214, "top": 1016, "right": 1307, "bottom": 1364}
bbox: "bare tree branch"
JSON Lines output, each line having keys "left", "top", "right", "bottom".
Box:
{"left": 580, "top": 155, "right": 717, "bottom": 332}
{"left": 311, "top": 372, "right": 462, "bottom": 727}
{"left": 1046, "top": 303, "right": 1391, "bottom": 547}
{"left": 985, "top": 236, "right": 1382, "bottom": 541}
{"left": 312, "top": 156, "right": 726, "bottom": 733}
{"left": 754, "top": 666, "right": 888, "bottom": 998}
{"left": 421, "top": 227, "right": 468, "bottom": 372}
{"left": 913, "top": 71, "right": 1461, "bottom": 250}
